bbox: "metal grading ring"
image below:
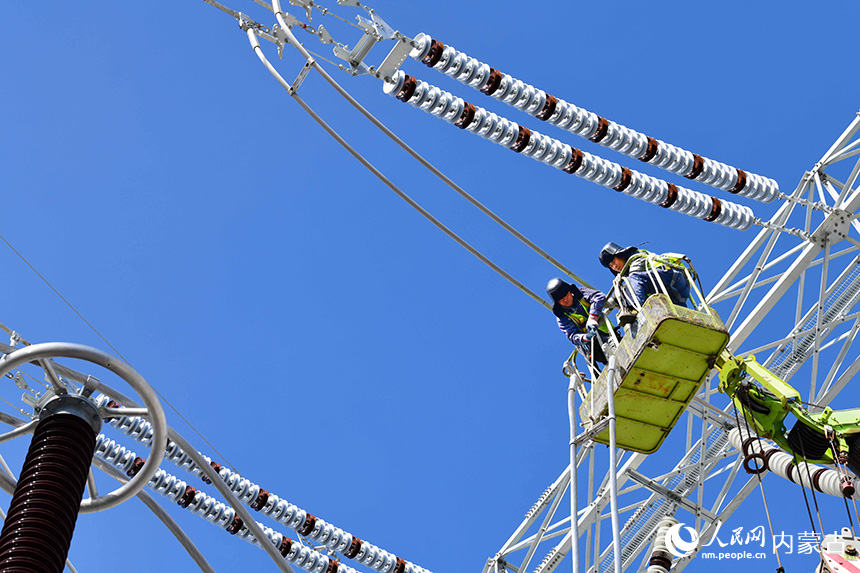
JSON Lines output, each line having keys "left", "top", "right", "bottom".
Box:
{"left": 0, "top": 342, "right": 168, "bottom": 514}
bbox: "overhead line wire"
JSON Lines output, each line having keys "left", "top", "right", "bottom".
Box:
{"left": 0, "top": 232, "right": 241, "bottom": 475}
{"left": 247, "top": 28, "right": 550, "bottom": 309}
{"left": 208, "top": 0, "right": 594, "bottom": 291}
{"left": 307, "top": 56, "right": 595, "bottom": 289}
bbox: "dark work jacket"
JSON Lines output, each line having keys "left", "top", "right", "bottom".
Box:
{"left": 552, "top": 285, "right": 606, "bottom": 346}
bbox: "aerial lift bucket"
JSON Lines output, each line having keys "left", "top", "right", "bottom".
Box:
{"left": 579, "top": 294, "right": 730, "bottom": 454}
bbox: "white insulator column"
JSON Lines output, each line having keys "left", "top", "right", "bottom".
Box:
{"left": 384, "top": 71, "right": 756, "bottom": 231}
{"left": 728, "top": 427, "right": 845, "bottom": 497}
{"left": 409, "top": 33, "right": 779, "bottom": 203}
{"left": 647, "top": 517, "right": 677, "bottom": 573}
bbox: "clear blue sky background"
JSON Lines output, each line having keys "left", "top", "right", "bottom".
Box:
{"left": 2, "top": 1, "right": 859, "bottom": 571}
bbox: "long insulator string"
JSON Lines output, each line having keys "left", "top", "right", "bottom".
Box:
{"left": 92, "top": 434, "right": 349, "bottom": 573}
{"left": 96, "top": 396, "right": 430, "bottom": 573}
{"left": 384, "top": 71, "right": 756, "bottom": 231}
{"left": 408, "top": 34, "right": 779, "bottom": 204}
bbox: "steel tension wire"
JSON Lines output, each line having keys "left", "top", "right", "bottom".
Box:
{"left": 792, "top": 423, "right": 827, "bottom": 542}
{"left": 732, "top": 401, "right": 785, "bottom": 573}
{"left": 314, "top": 66, "right": 596, "bottom": 288}
{"left": 246, "top": 26, "right": 551, "bottom": 310}
{"left": 826, "top": 432, "right": 857, "bottom": 538}
{"left": 204, "top": 0, "right": 595, "bottom": 288}
{"left": 0, "top": 232, "right": 242, "bottom": 479}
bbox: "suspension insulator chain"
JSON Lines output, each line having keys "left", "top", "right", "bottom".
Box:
{"left": 408, "top": 33, "right": 779, "bottom": 204}
{"left": 93, "top": 432, "right": 358, "bottom": 573}
{"left": 95, "top": 396, "right": 433, "bottom": 573}
{"left": 384, "top": 71, "right": 755, "bottom": 231}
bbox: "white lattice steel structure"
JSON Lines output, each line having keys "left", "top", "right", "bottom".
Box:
{"left": 1, "top": 1, "right": 857, "bottom": 572}
{"left": 483, "top": 114, "right": 860, "bottom": 573}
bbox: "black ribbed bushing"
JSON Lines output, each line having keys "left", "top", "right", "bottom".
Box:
{"left": 0, "top": 411, "right": 97, "bottom": 572}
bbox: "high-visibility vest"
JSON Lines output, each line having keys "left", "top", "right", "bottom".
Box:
{"left": 558, "top": 293, "right": 610, "bottom": 334}
{"left": 625, "top": 251, "right": 692, "bottom": 278}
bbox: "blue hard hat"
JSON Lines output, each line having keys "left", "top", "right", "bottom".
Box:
{"left": 545, "top": 278, "right": 571, "bottom": 303}
{"left": 599, "top": 242, "right": 638, "bottom": 270}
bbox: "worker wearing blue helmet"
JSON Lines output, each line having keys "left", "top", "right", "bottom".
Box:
{"left": 545, "top": 278, "right": 610, "bottom": 366}
{"left": 598, "top": 242, "right": 691, "bottom": 309}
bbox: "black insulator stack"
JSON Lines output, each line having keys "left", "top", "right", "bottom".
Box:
{"left": 0, "top": 413, "right": 97, "bottom": 572}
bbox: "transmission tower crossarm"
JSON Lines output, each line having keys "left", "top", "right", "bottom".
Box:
{"left": 732, "top": 187, "right": 860, "bottom": 350}
{"left": 626, "top": 470, "right": 718, "bottom": 524}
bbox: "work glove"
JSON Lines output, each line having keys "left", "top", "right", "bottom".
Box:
{"left": 572, "top": 333, "right": 590, "bottom": 348}
{"left": 586, "top": 314, "right": 599, "bottom": 338}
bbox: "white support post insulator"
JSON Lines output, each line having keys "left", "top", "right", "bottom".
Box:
{"left": 384, "top": 71, "right": 756, "bottom": 231}
{"left": 408, "top": 33, "right": 779, "bottom": 204}
{"left": 96, "top": 395, "right": 431, "bottom": 573}
{"left": 728, "top": 427, "right": 847, "bottom": 498}
{"left": 647, "top": 517, "right": 677, "bottom": 573}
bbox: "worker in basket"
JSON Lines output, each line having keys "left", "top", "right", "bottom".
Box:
{"left": 545, "top": 278, "right": 611, "bottom": 368}
{"left": 598, "top": 242, "right": 692, "bottom": 323}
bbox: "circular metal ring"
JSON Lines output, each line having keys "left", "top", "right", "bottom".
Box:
{"left": 0, "top": 342, "right": 168, "bottom": 514}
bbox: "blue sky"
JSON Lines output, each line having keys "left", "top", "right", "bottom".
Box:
{"left": 2, "top": 1, "right": 860, "bottom": 571}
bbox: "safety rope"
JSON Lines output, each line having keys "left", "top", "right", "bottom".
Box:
{"left": 0, "top": 233, "right": 242, "bottom": 475}
{"left": 843, "top": 490, "right": 856, "bottom": 538}
{"left": 826, "top": 432, "right": 857, "bottom": 538}
{"left": 585, "top": 334, "right": 600, "bottom": 381}
{"left": 791, "top": 423, "right": 827, "bottom": 559}
{"left": 732, "top": 400, "right": 785, "bottom": 573}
